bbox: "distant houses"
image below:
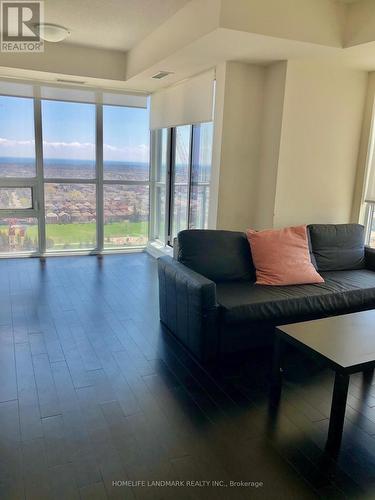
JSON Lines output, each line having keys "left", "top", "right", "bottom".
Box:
{"left": 0, "top": 159, "right": 150, "bottom": 249}
{"left": 45, "top": 184, "right": 148, "bottom": 225}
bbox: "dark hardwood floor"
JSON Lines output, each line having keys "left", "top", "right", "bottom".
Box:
{"left": 1, "top": 253, "right": 375, "bottom": 499}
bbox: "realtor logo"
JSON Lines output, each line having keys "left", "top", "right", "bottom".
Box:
{"left": 1, "top": 0, "right": 44, "bottom": 52}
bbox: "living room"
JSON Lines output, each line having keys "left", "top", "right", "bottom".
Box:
{"left": 1, "top": 0, "right": 375, "bottom": 499}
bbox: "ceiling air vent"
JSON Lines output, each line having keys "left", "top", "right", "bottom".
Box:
{"left": 152, "top": 71, "right": 173, "bottom": 80}
{"left": 56, "top": 78, "right": 86, "bottom": 85}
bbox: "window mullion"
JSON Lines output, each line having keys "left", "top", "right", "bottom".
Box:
{"left": 43, "top": 177, "right": 96, "bottom": 184}
{"left": 187, "top": 125, "right": 194, "bottom": 229}
{"left": 34, "top": 91, "right": 46, "bottom": 255}
{"left": 164, "top": 129, "right": 172, "bottom": 245}
{"left": 167, "top": 128, "right": 175, "bottom": 246}
{"left": 0, "top": 209, "right": 38, "bottom": 218}
{"left": 96, "top": 102, "right": 104, "bottom": 253}
{"left": 0, "top": 178, "right": 37, "bottom": 187}
{"left": 149, "top": 130, "right": 156, "bottom": 241}
{"left": 102, "top": 181, "right": 149, "bottom": 186}
{"left": 365, "top": 202, "right": 374, "bottom": 246}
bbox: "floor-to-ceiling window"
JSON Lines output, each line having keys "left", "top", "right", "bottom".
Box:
{"left": 150, "top": 121, "right": 213, "bottom": 246}
{"left": 103, "top": 105, "right": 149, "bottom": 249}
{"left": 171, "top": 125, "right": 191, "bottom": 241}
{"left": 151, "top": 128, "right": 169, "bottom": 244}
{"left": 42, "top": 100, "right": 97, "bottom": 251}
{"left": 0, "top": 95, "right": 39, "bottom": 253}
{"left": 0, "top": 82, "right": 150, "bottom": 257}
{"left": 189, "top": 122, "right": 213, "bottom": 230}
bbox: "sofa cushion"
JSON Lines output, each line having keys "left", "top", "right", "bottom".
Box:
{"left": 216, "top": 269, "right": 375, "bottom": 324}
{"left": 308, "top": 224, "right": 365, "bottom": 271}
{"left": 246, "top": 225, "right": 324, "bottom": 285}
{"left": 177, "top": 229, "right": 255, "bottom": 282}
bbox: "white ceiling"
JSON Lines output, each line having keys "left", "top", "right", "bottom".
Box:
{"left": 2, "top": 0, "right": 375, "bottom": 93}
{"left": 43, "top": 0, "right": 189, "bottom": 51}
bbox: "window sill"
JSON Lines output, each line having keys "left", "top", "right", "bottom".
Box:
{"left": 146, "top": 240, "right": 173, "bottom": 258}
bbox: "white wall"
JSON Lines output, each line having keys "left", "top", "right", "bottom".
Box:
{"left": 149, "top": 59, "right": 367, "bottom": 235}
{"left": 214, "top": 61, "right": 265, "bottom": 231}
{"left": 273, "top": 61, "right": 367, "bottom": 227}
{"left": 351, "top": 71, "right": 375, "bottom": 223}
{"left": 254, "top": 61, "right": 287, "bottom": 229}
{"left": 210, "top": 59, "right": 367, "bottom": 233}
{"left": 208, "top": 62, "right": 226, "bottom": 229}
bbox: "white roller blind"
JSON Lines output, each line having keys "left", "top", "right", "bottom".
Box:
{"left": 0, "top": 80, "right": 149, "bottom": 107}
{"left": 41, "top": 87, "right": 148, "bottom": 107}
{"left": 102, "top": 92, "right": 147, "bottom": 108}
{"left": 41, "top": 85, "right": 96, "bottom": 103}
{"left": 0, "top": 81, "right": 34, "bottom": 97}
{"left": 150, "top": 69, "right": 215, "bottom": 130}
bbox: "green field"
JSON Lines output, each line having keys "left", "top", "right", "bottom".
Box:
{"left": 0, "top": 221, "right": 148, "bottom": 251}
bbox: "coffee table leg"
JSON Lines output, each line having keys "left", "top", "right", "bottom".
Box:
{"left": 325, "top": 372, "right": 349, "bottom": 455}
{"left": 270, "top": 334, "right": 283, "bottom": 405}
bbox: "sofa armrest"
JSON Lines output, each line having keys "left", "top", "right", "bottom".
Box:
{"left": 365, "top": 246, "right": 375, "bottom": 271}
{"left": 157, "top": 255, "right": 219, "bottom": 362}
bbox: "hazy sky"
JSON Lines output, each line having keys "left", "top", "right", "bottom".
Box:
{"left": 0, "top": 96, "right": 150, "bottom": 162}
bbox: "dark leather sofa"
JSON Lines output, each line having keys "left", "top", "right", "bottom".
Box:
{"left": 158, "top": 224, "right": 375, "bottom": 363}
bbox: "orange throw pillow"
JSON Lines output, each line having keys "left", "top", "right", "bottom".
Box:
{"left": 246, "top": 225, "right": 324, "bottom": 286}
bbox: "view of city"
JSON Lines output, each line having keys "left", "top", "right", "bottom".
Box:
{"left": 0, "top": 157, "right": 149, "bottom": 252}
{"left": 0, "top": 154, "right": 210, "bottom": 253}
{"left": 0, "top": 97, "right": 212, "bottom": 253}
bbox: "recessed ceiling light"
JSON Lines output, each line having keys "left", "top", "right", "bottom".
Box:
{"left": 34, "top": 23, "right": 71, "bottom": 43}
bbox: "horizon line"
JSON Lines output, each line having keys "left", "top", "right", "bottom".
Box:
{"left": 0, "top": 156, "right": 150, "bottom": 164}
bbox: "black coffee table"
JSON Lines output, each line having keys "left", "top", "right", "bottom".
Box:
{"left": 270, "top": 310, "right": 375, "bottom": 455}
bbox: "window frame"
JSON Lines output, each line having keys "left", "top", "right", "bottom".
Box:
{"left": 102, "top": 103, "right": 151, "bottom": 251}
{"left": 150, "top": 128, "right": 171, "bottom": 245}
{"left": 0, "top": 94, "right": 40, "bottom": 256}
{"left": 149, "top": 122, "right": 213, "bottom": 248}
{"left": 189, "top": 122, "right": 213, "bottom": 230}
{"left": 0, "top": 88, "right": 151, "bottom": 257}
{"left": 0, "top": 186, "right": 34, "bottom": 210}
{"left": 41, "top": 98, "right": 98, "bottom": 253}
{"left": 365, "top": 202, "right": 374, "bottom": 246}
{"left": 169, "top": 124, "right": 193, "bottom": 243}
